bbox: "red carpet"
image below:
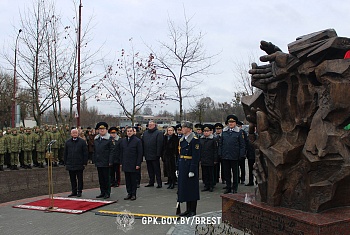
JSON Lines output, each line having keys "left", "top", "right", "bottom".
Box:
{"left": 13, "top": 197, "right": 116, "bottom": 214}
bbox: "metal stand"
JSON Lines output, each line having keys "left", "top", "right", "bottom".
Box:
{"left": 46, "top": 140, "right": 57, "bottom": 210}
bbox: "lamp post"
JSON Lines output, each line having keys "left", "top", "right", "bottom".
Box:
{"left": 12, "top": 29, "right": 22, "bottom": 128}
{"left": 76, "top": 0, "right": 82, "bottom": 127}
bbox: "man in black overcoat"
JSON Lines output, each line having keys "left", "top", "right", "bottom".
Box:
{"left": 64, "top": 129, "right": 88, "bottom": 197}
{"left": 142, "top": 121, "right": 163, "bottom": 188}
{"left": 120, "top": 127, "right": 143, "bottom": 200}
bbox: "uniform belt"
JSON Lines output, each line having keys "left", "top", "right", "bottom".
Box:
{"left": 180, "top": 155, "right": 192, "bottom": 159}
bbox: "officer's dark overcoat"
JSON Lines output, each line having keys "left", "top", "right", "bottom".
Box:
{"left": 177, "top": 132, "right": 200, "bottom": 202}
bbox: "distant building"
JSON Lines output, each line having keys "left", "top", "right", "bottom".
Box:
{"left": 117, "top": 115, "right": 176, "bottom": 128}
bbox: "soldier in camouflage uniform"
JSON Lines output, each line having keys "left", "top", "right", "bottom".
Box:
{"left": 18, "top": 126, "right": 25, "bottom": 168}
{"left": 22, "top": 127, "right": 35, "bottom": 169}
{"left": 35, "top": 129, "right": 49, "bottom": 168}
{"left": 50, "top": 126, "right": 61, "bottom": 167}
{"left": 31, "top": 126, "right": 39, "bottom": 167}
{"left": 8, "top": 128, "right": 22, "bottom": 170}
{"left": 58, "top": 125, "right": 66, "bottom": 165}
{"left": 0, "top": 131, "right": 7, "bottom": 171}
{"left": 4, "top": 127, "right": 12, "bottom": 168}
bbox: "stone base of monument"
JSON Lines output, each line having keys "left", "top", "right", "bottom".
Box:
{"left": 222, "top": 193, "right": 350, "bottom": 235}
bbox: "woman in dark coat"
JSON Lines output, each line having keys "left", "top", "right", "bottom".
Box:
{"left": 162, "top": 127, "right": 179, "bottom": 189}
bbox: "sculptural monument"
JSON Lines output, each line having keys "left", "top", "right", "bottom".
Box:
{"left": 242, "top": 28, "right": 350, "bottom": 213}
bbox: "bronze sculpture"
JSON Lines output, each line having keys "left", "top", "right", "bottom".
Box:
{"left": 242, "top": 29, "right": 350, "bottom": 212}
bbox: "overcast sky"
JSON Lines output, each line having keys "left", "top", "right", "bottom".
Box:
{"left": 1, "top": 0, "right": 350, "bottom": 115}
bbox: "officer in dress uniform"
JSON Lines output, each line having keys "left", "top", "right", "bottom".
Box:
{"left": 177, "top": 121, "right": 200, "bottom": 217}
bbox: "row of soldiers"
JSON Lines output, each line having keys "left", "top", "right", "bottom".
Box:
{"left": 0, "top": 125, "right": 71, "bottom": 171}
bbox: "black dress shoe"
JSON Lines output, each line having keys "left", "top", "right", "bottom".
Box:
{"left": 68, "top": 193, "right": 77, "bottom": 197}
{"left": 115, "top": 183, "right": 119, "bottom": 187}
{"left": 186, "top": 212, "right": 196, "bottom": 217}
{"left": 156, "top": 185, "right": 162, "bottom": 188}
{"left": 77, "top": 193, "right": 82, "bottom": 197}
{"left": 145, "top": 184, "right": 154, "bottom": 187}
{"left": 130, "top": 196, "right": 136, "bottom": 200}
{"left": 104, "top": 194, "right": 110, "bottom": 199}
{"left": 169, "top": 184, "right": 175, "bottom": 189}
{"left": 201, "top": 188, "right": 210, "bottom": 192}
{"left": 96, "top": 194, "right": 104, "bottom": 198}
{"left": 167, "top": 184, "right": 172, "bottom": 189}
{"left": 209, "top": 188, "right": 213, "bottom": 192}
{"left": 245, "top": 183, "right": 254, "bottom": 186}
{"left": 137, "top": 184, "right": 140, "bottom": 188}
{"left": 178, "top": 211, "right": 189, "bottom": 217}
{"left": 224, "top": 189, "right": 231, "bottom": 194}
{"left": 124, "top": 195, "right": 132, "bottom": 200}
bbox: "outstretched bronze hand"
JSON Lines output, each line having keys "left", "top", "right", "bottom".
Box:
{"left": 249, "top": 41, "right": 295, "bottom": 87}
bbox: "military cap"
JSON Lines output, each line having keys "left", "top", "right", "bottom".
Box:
{"left": 194, "top": 123, "right": 203, "bottom": 130}
{"left": 236, "top": 120, "right": 244, "bottom": 126}
{"left": 108, "top": 126, "right": 119, "bottom": 133}
{"left": 202, "top": 124, "right": 213, "bottom": 132}
{"left": 225, "top": 114, "right": 238, "bottom": 124}
{"left": 96, "top": 122, "right": 108, "bottom": 129}
{"left": 175, "top": 124, "right": 182, "bottom": 130}
{"left": 214, "top": 123, "right": 224, "bottom": 129}
{"left": 182, "top": 121, "right": 193, "bottom": 129}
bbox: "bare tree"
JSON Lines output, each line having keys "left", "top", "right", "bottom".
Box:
{"left": 95, "top": 40, "right": 164, "bottom": 126}
{"left": 4, "top": 0, "right": 101, "bottom": 127}
{"left": 151, "top": 12, "right": 217, "bottom": 121}
{"left": 232, "top": 54, "right": 258, "bottom": 96}
{"left": 0, "top": 72, "right": 14, "bottom": 128}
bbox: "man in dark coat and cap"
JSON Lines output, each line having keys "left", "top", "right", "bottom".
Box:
{"left": 200, "top": 124, "right": 218, "bottom": 192}
{"left": 214, "top": 123, "right": 224, "bottom": 185}
{"left": 219, "top": 115, "right": 246, "bottom": 194}
{"left": 64, "top": 128, "right": 88, "bottom": 197}
{"left": 109, "top": 127, "right": 121, "bottom": 187}
{"left": 93, "top": 122, "right": 115, "bottom": 199}
{"left": 177, "top": 121, "right": 200, "bottom": 217}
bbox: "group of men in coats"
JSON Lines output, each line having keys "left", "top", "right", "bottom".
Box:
{"left": 63, "top": 114, "right": 253, "bottom": 217}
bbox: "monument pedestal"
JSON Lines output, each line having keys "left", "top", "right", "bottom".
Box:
{"left": 222, "top": 193, "right": 350, "bottom": 235}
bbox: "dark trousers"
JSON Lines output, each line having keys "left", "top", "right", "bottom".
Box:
{"left": 164, "top": 157, "right": 176, "bottom": 184}
{"left": 223, "top": 159, "right": 239, "bottom": 193}
{"left": 69, "top": 170, "right": 84, "bottom": 193}
{"left": 220, "top": 160, "right": 225, "bottom": 182}
{"left": 97, "top": 167, "right": 111, "bottom": 196}
{"left": 146, "top": 160, "right": 162, "bottom": 186}
{"left": 247, "top": 159, "right": 255, "bottom": 184}
{"left": 238, "top": 158, "right": 246, "bottom": 183}
{"left": 125, "top": 172, "right": 137, "bottom": 196}
{"left": 202, "top": 165, "right": 214, "bottom": 189}
{"left": 136, "top": 167, "right": 141, "bottom": 185}
{"left": 19, "top": 151, "right": 24, "bottom": 166}
{"left": 110, "top": 163, "right": 121, "bottom": 185}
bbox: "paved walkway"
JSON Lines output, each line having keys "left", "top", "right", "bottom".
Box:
{"left": 0, "top": 180, "right": 255, "bottom": 235}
